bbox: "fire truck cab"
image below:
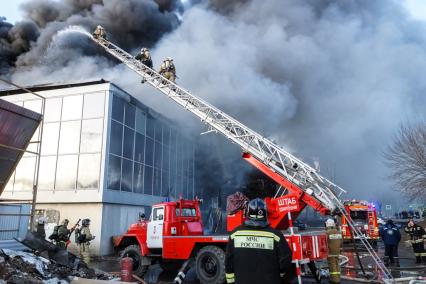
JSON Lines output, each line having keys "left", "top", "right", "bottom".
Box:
{"left": 340, "top": 200, "right": 379, "bottom": 243}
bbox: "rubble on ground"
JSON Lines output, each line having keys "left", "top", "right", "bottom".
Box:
{"left": 0, "top": 249, "right": 116, "bottom": 283}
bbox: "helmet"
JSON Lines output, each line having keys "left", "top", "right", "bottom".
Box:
{"left": 244, "top": 198, "right": 268, "bottom": 228}
{"left": 141, "top": 47, "right": 148, "bottom": 52}
{"left": 82, "top": 219, "right": 91, "bottom": 226}
{"left": 61, "top": 219, "right": 69, "bottom": 226}
{"left": 386, "top": 219, "right": 394, "bottom": 225}
{"left": 97, "top": 25, "right": 103, "bottom": 29}
{"left": 165, "top": 57, "right": 173, "bottom": 61}
{"left": 37, "top": 216, "right": 46, "bottom": 225}
{"left": 325, "top": 218, "right": 335, "bottom": 228}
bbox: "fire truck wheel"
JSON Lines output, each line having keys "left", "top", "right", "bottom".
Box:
{"left": 121, "top": 245, "right": 149, "bottom": 276}
{"left": 195, "top": 245, "right": 226, "bottom": 284}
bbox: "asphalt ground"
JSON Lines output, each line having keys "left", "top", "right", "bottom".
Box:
{"left": 91, "top": 239, "right": 426, "bottom": 283}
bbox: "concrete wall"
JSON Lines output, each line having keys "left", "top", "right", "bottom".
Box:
{"left": 100, "top": 203, "right": 150, "bottom": 255}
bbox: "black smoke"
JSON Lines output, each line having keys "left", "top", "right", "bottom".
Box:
{"left": 0, "top": 0, "right": 181, "bottom": 75}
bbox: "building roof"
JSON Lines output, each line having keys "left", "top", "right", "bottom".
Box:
{"left": 0, "top": 79, "right": 109, "bottom": 97}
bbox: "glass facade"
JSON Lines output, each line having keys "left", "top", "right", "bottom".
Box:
{"left": 4, "top": 83, "right": 196, "bottom": 201}
{"left": 107, "top": 93, "right": 196, "bottom": 199}
{"left": 5, "top": 92, "right": 106, "bottom": 192}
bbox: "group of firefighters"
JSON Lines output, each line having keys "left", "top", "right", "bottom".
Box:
{"left": 226, "top": 198, "right": 426, "bottom": 284}
{"left": 225, "top": 198, "right": 342, "bottom": 284}
{"left": 33, "top": 217, "right": 95, "bottom": 265}
{"left": 93, "top": 25, "right": 176, "bottom": 83}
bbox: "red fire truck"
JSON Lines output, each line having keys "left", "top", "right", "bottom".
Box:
{"left": 340, "top": 200, "right": 379, "bottom": 243}
{"left": 91, "top": 29, "right": 392, "bottom": 283}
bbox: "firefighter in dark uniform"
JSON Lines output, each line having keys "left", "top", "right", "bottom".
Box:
{"left": 135, "top": 47, "right": 153, "bottom": 69}
{"left": 325, "top": 218, "right": 342, "bottom": 284}
{"left": 225, "top": 198, "right": 292, "bottom": 284}
{"left": 404, "top": 219, "right": 426, "bottom": 263}
{"left": 380, "top": 219, "right": 401, "bottom": 265}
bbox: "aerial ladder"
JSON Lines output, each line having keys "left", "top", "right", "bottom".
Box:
{"left": 87, "top": 31, "right": 392, "bottom": 282}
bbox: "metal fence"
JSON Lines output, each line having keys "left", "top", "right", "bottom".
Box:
{"left": 0, "top": 203, "right": 30, "bottom": 240}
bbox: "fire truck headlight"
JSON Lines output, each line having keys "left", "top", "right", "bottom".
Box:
{"left": 306, "top": 188, "right": 314, "bottom": 195}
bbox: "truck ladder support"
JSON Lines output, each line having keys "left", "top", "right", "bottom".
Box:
{"left": 86, "top": 32, "right": 393, "bottom": 282}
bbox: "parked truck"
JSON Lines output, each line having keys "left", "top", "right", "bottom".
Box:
{"left": 340, "top": 200, "right": 379, "bottom": 244}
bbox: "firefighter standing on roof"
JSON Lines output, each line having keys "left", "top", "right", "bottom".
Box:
{"left": 325, "top": 218, "right": 342, "bottom": 284}
{"left": 225, "top": 198, "right": 292, "bottom": 284}
{"left": 76, "top": 218, "right": 95, "bottom": 265}
{"left": 404, "top": 219, "right": 426, "bottom": 263}
{"left": 159, "top": 57, "right": 176, "bottom": 82}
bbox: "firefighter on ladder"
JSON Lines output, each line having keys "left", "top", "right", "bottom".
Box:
{"left": 325, "top": 218, "right": 342, "bottom": 284}
{"left": 93, "top": 25, "right": 106, "bottom": 39}
{"left": 159, "top": 57, "right": 176, "bottom": 82}
{"left": 135, "top": 47, "right": 153, "bottom": 83}
{"left": 404, "top": 219, "right": 426, "bottom": 264}
{"left": 225, "top": 198, "right": 292, "bottom": 284}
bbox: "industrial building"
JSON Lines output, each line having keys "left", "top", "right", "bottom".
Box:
{"left": 0, "top": 80, "right": 198, "bottom": 255}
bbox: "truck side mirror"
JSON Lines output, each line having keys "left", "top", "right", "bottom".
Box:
{"left": 139, "top": 212, "right": 146, "bottom": 220}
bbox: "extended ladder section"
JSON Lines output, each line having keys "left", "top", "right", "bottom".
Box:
{"left": 89, "top": 34, "right": 392, "bottom": 281}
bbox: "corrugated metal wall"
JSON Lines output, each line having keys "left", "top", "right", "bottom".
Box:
{"left": 0, "top": 203, "right": 30, "bottom": 240}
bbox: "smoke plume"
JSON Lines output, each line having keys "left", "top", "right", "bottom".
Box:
{"left": 2, "top": 0, "right": 426, "bottom": 208}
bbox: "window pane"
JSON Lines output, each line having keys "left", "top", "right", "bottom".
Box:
{"left": 78, "top": 154, "right": 100, "bottom": 189}
{"left": 133, "top": 162, "right": 144, "bottom": 194}
{"left": 144, "top": 166, "right": 153, "bottom": 195}
{"left": 44, "top": 98, "right": 62, "bottom": 122}
{"left": 163, "top": 146, "right": 169, "bottom": 170}
{"left": 41, "top": 122, "right": 60, "bottom": 155}
{"left": 62, "top": 95, "right": 83, "bottom": 121}
{"left": 145, "top": 138, "right": 154, "bottom": 166}
{"left": 162, "top": 171, "right": 170, "bottom": 197}
{"left": 81, "top": 119, "right": 103, "bottom": 153}
{"left": 155, "top": 122, "right": 162, "bottom": 142}
{"left": 134, "top": 133, "right": 145, "bottom": 163}
{"left": 14, "top": 157, "right": 35, "bottom": 191}
{"left": 163, "top": 126, "right": 170, "bottom": 147}
{"left": 123, "top": 127, "right": 134, "bottom": 160}
{"left": 135, "top": 109, "right": 146, "bottom": 134}
{"left": 110, "top": 120, "right": 123, "bottom": 156}
{"left": 39, "top": 156, "right": 56, "bottom": 190}
{"left": 146, "top": 116, "right": 155, "bottom": 138}
{"left": 153, "top": 168, "right": 161, "bottom": 196}
{"left": 112, "top": 95, "right": 124, "bottom": 122}
{"left": 121, "top": 159, "right": 133, "bottom": 192}
{"left": 56, "top": 155, "right": 78, "bottom": 190}
{"left": 59, "top": 121, "right": 81, "bottom": 154}
{"left": 24, "top": 100, "right": 42, "bottom": 114}
{"left": 83, "top": 92, "right": 105, "bottom": 118}
{"left": 125, "top": 103, "right": 135, "bottom": 128}
{"left": 108, "top": 155, "right": 121, "bottom": 190}
{"left": 154, "top": 141, "right": 162, "bottom": 168}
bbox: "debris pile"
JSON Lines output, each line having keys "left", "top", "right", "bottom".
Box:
{"left": 0, "top": 249, "right": 114, "bottom": 283}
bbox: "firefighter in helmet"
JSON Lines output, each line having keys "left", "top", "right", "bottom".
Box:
{"left": 380, "top": 219, "right": 401, "bottom": 265}
{"left": 159, "top": 57, "right": 176, "bottom": 82}
{"left": 57, "top": 219, "right": 71, "bottom": 249}
{"left": 404, "top": 219, "right": 426, "bottom": 263}
{"left": 225, "top": 198, "right": 292, "bottom": 284}
{"left": 325, "top": 218, "right": 342, "bottom": 284}
{"left": 135, "top": 47, "right": 153, "bottom": 69}
{"left": 93, "top": 25, "right": 106, "bottom": 39}
{"left": 77, "top": 218, "right": 95, "bottom": 265}
{"left": 34, "top": 216, "right": 46, "bottom": 239}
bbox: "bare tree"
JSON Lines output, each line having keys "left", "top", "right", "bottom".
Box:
{"left": 383, "top": 122, "right": 426, "bottom": 201}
